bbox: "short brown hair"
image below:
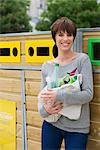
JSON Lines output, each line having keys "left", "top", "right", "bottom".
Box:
{"left": 50, "top": 17, "right": 77, "bottom": 42}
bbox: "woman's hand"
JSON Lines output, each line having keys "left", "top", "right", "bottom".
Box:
{"left": 44, "top": 101, "right": 63, "bottom": 114}
{"left": 40, "top": 88, "right": 63, "bottom": 114}
{"left": 40, "top": 88, "right": 57, "bottom": 105}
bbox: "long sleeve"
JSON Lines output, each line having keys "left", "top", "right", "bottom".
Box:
{"left": 56, "top": 56, "right": 93, "bottom": 105}
{"left": 38, "top": 63, "right": 50, "bottom": 117}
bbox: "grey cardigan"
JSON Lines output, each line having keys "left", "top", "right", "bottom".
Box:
{"left": 39, "top": 53, "right": 93, "bottom": 133}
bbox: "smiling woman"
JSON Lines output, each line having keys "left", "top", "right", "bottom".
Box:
{"left": 50, "top": 17, "right": 78, "bottom": 65}
{"left": 55, "top": 31, "right": 74, "bottom": 52}
{"left": 38, "top": 17, "right": 93, "bottom": 150}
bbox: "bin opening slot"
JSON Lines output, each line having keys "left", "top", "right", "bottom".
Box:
{"left": 37, "top": 47, "right": 49, "bottom": 56}
{"left": 0, "top": 48, "right": 10, "bottom": 56}
{"left": 93, "top": 43, "right": 100, "bottom": 60}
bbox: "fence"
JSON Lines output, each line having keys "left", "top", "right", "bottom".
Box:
{"left": 0, "top": 28, "right": 100, "bottom": 150}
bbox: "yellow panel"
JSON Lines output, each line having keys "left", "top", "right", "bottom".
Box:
{"left": 0, "top": 41, "right": 20, "bottom": 62}
{"left": 0, "top": 100, "right": 16, "bottom": 150}
{"left": 26, "top": 39, "right": 55, "bottom": 63}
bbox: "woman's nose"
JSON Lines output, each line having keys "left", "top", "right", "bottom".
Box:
{"left": 63, "top": 35, "right": 68, "bottom": 40}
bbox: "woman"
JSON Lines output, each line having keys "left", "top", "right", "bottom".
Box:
{"left": 38, "top": 17, "right": 93, "bottom": 150}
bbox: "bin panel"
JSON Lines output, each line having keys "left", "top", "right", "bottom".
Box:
{"left": 0, "top": 41, "right": 20, "bottom": 62}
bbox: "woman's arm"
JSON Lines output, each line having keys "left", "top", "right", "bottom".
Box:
{"left": 56, "top": 56, "right": 93, "bottom": 105}
{"left": 38, "top": 63, "right": 50, "bottom": 117}
{"left": 38, "top": 63, "right": 63, "bottom": 117}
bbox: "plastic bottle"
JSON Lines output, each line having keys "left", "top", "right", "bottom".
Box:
{"left": 46, "top": 63, "right": 59, "bottom": 106}
{"left": 47, "top": 63, "right": 59, "bottom": 88}
{"left": 51, "top": 63, "right": 59, "bottom": 88}
{"left": 53, "top": 63, "right": 59, "bottom": 88}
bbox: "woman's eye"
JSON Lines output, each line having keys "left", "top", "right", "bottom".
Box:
{"left": 67, "top": 33, "right": 72, "bottom": 36}
{"left": 58, "top": 33, "right": 64, "bottom": 36}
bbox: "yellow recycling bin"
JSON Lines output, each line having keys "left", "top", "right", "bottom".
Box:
{"left": 0, "top": 100, "right": 16, "bottom": 150}
{"left": 0, "top": 41, "right": 20, "bottom": 62}
{"left": 26, "top": 39, "right": 55, "bottom": 63}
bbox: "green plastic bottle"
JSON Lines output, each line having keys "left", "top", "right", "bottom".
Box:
{"left": 46, "top": 63, "right": 59, "bottom": 106}
{"left": 47, "top": 63, "right": 59, "bottom": 88}
{"left": 53, "top": 63, "right": 59, "bottom": 88}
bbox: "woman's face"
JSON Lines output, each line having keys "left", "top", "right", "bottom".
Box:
{"left": 55, "top": 31, "right": 74, "bottom": 52}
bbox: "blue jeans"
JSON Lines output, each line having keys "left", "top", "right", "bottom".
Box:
{"left": 42, "top": 121, "right": 88, "bottom": 150}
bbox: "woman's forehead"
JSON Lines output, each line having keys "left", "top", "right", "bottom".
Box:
{"left": 56, "top": 30, "right": 72, "bottom": 34}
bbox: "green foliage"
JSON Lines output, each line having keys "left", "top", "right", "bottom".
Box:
{"left": 36, "top": 20, "right": 51, "bottom": 31}
{"left": 35, "top": 0, "right": 100, "bottom": 31}
{"left": 0, "top": 0, "right": 32, "bottom": 33}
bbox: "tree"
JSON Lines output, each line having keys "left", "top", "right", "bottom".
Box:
{"left": 35, "top": 0, "right": 100, "bottom": 31}
{"left": 0, "top": 0, "right": 32, "bottom": 34}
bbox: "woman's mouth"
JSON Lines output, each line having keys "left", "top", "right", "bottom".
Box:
{"left": 61, "top": 43, "right": 70, "bottom": 47}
